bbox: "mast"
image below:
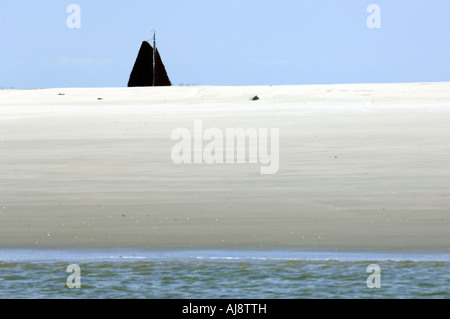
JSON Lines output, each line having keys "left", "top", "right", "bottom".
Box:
{"left": 152, "top": 31, "right": 156, "bottom": 86}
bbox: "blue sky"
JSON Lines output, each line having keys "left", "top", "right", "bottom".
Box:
{"left": 1, "top": 0, "right": 449, "bottom": 88}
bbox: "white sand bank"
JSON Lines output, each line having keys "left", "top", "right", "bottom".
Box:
{"left": 0, "top": 82, "right": 449, "bottom": 251}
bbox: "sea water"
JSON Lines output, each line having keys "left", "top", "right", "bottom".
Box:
{"left": 0, "top": 249, "right": 448, "bottom": 299}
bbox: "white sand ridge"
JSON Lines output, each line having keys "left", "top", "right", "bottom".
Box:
{"left": 0, "top": 82, "right": 449, "bottom": 251}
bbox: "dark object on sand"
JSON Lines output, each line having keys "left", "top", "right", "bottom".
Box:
{"left": 252, "top": 95, "right": 260, "bottom": 101}
{"left": 128, "top": 35, "right": 172, "bottom": 87}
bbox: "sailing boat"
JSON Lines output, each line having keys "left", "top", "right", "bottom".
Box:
{"left": 128, "top": 34, "right": 172, "bottom": 87}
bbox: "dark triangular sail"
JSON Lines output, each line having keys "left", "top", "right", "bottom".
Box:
{"left": 154, "top": 48, "right": 172, "bottom": 86}
{"left": 128, "top": 41, "right": 154, "bottom": 87}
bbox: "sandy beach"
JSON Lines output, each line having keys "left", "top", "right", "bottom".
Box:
{"left": 1, "top": 82, "right": 449, "bottom": 251}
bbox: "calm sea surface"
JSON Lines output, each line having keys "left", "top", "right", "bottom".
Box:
{"left": 0, "top": 249, "right": 448, "bottom": 299}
